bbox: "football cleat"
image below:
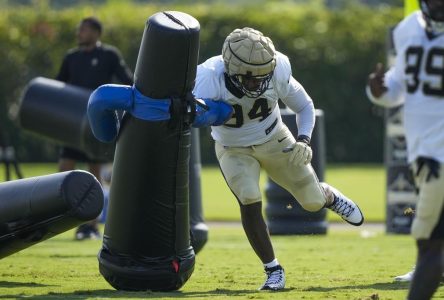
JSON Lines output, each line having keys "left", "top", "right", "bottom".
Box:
{"left": 259, "top": 265, "right": 285, "bottom": 291}
{"left": 394, "top": 266, "right": 444, "bottom": 282}
{"left": 75, "top": 224, "right": 101, "bottom": 241}
{"left": 326, "top": 186, "right": 364, "bottom": 226}
{"left": 394, "top": 268, "right": 415, "bottom": 282}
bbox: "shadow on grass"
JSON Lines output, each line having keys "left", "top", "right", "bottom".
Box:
{"left": 304, "top": 281, "right": 411, "bottom": 292}
{"left": 0, "top": 287, "right": 296, "bottom": 299}
{"left": 0, "top": 281, "right": 53, "bottom": 288}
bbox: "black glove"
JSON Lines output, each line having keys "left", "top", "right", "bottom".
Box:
{"left": 416, "top": 156, "right": 440, "bottom": 182}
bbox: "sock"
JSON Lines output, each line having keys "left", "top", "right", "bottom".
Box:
{"left": 264, "top": 258, "right": 279, "bottom": 269}
{"left": 320, "top": 182, "right": 335, "bottom": 206}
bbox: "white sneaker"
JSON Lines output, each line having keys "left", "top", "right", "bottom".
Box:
{"left": 259, "top": 265, "right": 285, "bottom": 291}
{"left": 326, "top": 186, "right": 364, "bottom": 226}
{"left": 394, "top": 268, "right": 415, "bottom": 282}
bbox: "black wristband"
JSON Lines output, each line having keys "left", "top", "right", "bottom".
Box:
{"left": 296, "top": 135, "right": 311, "bottom": 145}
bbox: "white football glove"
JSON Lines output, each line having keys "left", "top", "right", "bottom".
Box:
{"left": 284, "top": 141, "right": 312, "bottom": 166}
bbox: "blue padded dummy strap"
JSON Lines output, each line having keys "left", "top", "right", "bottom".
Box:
{"left": 131, "top": 87, "right": 171, "bottom": 121}
{"left": 88, "top": 84, "right": 172, "bottom": 142}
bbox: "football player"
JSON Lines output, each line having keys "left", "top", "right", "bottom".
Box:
{"left": 194, "top": 27, "right": 364, "bottom": 291}
{"left": 367, "top": 0, "right": 444, "bottom": 299}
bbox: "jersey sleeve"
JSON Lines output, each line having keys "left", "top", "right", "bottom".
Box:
{"left": 273, "top": 53, "right": 315, "bottom": 138}
{"left": 110, "top": 47, "right": 133, "bottom": 85}
{"left": 193, "top": 61, "right": 222, "bottom": 99}
{"left": 366, "top": 14, "right": 408, "bottom": 107}
{"left": 367, "top": 14, "right": 421, "bottom": 107}
{"left": 56, "top": 54, "right": 70, "bottom": 83}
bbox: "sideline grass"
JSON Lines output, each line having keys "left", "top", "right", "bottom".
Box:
{"left": 0, "top": 163, "right": 442, "bottom": 299}
{"left": 0, "top": 163, "right": 386, "bottom": 222}
{"left": 201, "top": 164, "right": 385, "bottom": 222}
{"left": 0, "top": 225, "right": 442, "bottom": 299}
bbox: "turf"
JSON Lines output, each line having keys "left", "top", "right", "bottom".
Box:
{"left": 201, "top": 164, "right": 385, "bottom": 222}
{"left": 0, "top": 163, "right": 385, "bottom": 222}
{"left": 0, "top": 225, "right": 442, "bottom": 299}
{"left": 0, "top": 163, "right": 442, "bottom": 299}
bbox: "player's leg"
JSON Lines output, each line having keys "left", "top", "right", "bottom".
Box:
{"left": 320, "top": 183, "right": 364, "bottom": 226}
{"left": 408, "top": 239, "right": 443, "bottom": 300}
{"left": 215, "top": 142, "right": 285, "bottom": 291}
{"left": 89, "top": 162, "right": 102, "bottom": 183}
{"left": 59, "top": 147, "right": 102, "bottom": 240}
{"left": 408, "top": 159, "right": 444, "bottom": 300}
{"left": 85, "top": 162, "right": 103, "bottom": 239}
{"left": 58, "top": 147, "right": 77, "bottom": 172}
{"left": 5, "top": 161, "right": 11, "bottom": 181}
{"left": 12, "top": 161, "right": 23, "bottom": 179}
{"left": 257, "top": 126, "right": 363, "bottom": 225}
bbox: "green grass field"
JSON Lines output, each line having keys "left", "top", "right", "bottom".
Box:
{"left": 0, "top": 163, "right": 385, "bottom": 222}
{"left": 0, "top": 225, "right": 441, "bottom": 300}
{"left": 1, "top": 163, "right": 441, "bottom": 299}
{"left": 200, "top": 164, "right": 386, "bottom": 223}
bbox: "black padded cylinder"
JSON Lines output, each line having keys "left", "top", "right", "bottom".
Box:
{"left": 134, "top": 11, "right": 200, "bottom": 99}
{"left": 18, "top": 77, "right": 115, "bottom": 161}
{"left": 189, "top": 127, "right": 208, "bottom": 254}
{"left": 99, "top": 116, "right": 194, "bottom": 291}
{"left": 265, "top": 108, "right": 328, "bottom": 235}
{"left": 97, "top": 11, "right": 200, "bottom": 291}
{"left": 0, "top": 171, "right": 103, "bottom": 259}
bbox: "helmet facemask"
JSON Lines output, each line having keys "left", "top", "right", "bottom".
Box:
{"left": 222, "top": 27, "right": 276, "bottom": 98}
{"left": 230, "top": 72, "right": 273, "bottom": 98}
{"left": 420, "top": 0, "right": 444, "bottom": 36}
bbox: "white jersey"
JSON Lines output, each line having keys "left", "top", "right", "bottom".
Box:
{"left": 368, "top": 12, "right": 444, "bottom": 163}
{"left": 193, "top": 52, "right": 315, "bottom": 147}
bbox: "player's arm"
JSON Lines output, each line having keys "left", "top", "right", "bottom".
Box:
{"left": 111, "top": 48, "right": 133, "bottom": 85}
{"left": 366, "top": 22, "right": 406, "bottom": 107}
{"left": 280, "top": 77, "right": 315, "bottom": 139}
{"left": 366, "top": 63, "right": 405, "bottom": 107}
{"left": 192, "top": 63, "right": 233, "bottom": 127}
{"left": 280, "top": 76, "right": 315, "bottom": 166}
{"left": 56, "top": 55, "right": 70, "bottom": 82}
{"left": 368, "top": 62, "right": 387, "bottom": 98}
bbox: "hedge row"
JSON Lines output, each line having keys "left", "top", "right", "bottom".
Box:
{"left": 0, "top": 2, "right": 403, "bottom": 163}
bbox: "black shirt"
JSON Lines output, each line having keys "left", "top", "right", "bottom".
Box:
{"left": 56, "top": 43, "right": 133, "bottom": 89}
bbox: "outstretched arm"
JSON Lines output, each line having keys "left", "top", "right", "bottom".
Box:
{"left": 366, "top": 62, "right": 405, "bottom": 108}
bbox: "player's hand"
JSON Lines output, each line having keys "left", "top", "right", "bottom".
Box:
{"left": 283, "top": 140, "right": 312, "bottom": 166}
{"left": 368, "top": 63, "right": 388, "bottom": 98}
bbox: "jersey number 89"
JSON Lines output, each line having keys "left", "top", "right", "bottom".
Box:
{"left": 405, "top": 46, "right": 444, "bottom": 97}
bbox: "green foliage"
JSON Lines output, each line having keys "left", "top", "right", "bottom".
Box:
{"left": 0, "top": 2, "right": 403, "bottom": 162}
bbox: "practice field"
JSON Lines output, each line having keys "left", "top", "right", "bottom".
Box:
{"left": 201, "top": 164, "right": 385, "bottom": 222}
{"left": 0, "top": 225, "right": 442, "bottom": 299}
{"left": 0, "top": 163, "right": 386, "bottom": 222}
{"left": 1, "top": 163, "right": 439, "bottom": 299}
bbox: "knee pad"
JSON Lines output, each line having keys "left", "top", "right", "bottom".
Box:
{"left": 229, "top": 175, "right": 261, "bottom": 205}
{"left": 290, "top": 175, "right": 326, "bottom": 212}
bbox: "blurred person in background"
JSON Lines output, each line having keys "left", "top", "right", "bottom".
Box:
{"left": 56, "top": 16, "right": 133, "bottom": 240}
{"left": 193, "top": 27, "right": 364, "bottom": 291}
{"left": 0, "top": 126, "right": 23, "bottom": 181}
{"left": 367, "top": 0, "right": 444, "bottom": 298}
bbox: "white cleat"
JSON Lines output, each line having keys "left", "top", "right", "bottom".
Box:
{"left": 259, "top": 265, "right": 286, "bottom": 291}
{"left": 394, "top": 268, "right": 415, "bottom": 282}
{"left": 326, "top": 186, "right": 364, "bottom": 226}
{"left": 394, "top": 266, "right": 444, "bottom": 282}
